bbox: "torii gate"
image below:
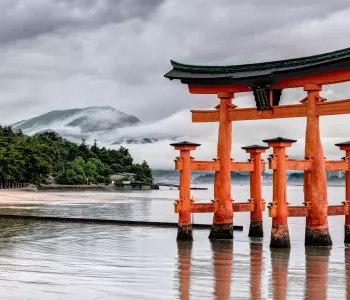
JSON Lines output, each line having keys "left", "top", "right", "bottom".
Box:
{"left": 165, "top": 47, "right": 350, "bottom": 246}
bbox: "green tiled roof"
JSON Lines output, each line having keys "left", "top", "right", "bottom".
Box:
{"left": 262, "top": 137, "right": 297, "bottom": 143}
{"left": 170, "top": 141, "right": 201, "bottom": 147}
{"left": 170, "top": 47, "right": 350, "bottom": 73}
{"left": 335, "top": 141, "right": 350, "bottom": 146}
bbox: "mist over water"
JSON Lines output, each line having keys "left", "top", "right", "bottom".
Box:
{"left": 0, "top": 185, "right": 348, "bottom": 299}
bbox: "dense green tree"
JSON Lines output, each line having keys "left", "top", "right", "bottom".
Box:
{"left": 0, "top": 128, "right": 153, "bottom": 186}
{"left": 131, "top": 161, "right": 153, "bottom": 183}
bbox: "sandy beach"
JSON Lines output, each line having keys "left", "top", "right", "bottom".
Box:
{"left": 0, "top": 190, "right": 160, "bottom": 205}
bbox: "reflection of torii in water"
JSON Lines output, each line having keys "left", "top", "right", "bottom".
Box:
{"left": 305, "top": 248, "right": 330, "bottom": 300}
{"left": 177, "top": 241, "right": 192, "bottom": 300}
{"left": 176, "top": 240, "right": 334, "bottom": 299}
{"left": 250, "top": 241, "right": 263, "bottom": 299}
{"left": 270, "top": 248, "right": 290, "bottom": 300}
{"left": 346, "top": 247, "right": 350, "bottom": 300}
{"left": 176, "top": 240, "right": 264, "bottom": 299}
{"left": 211, "top": 240, "right": 233, "bottom": 299}
{"left": 176, "top": 240, "right": 233, "bottom": 300}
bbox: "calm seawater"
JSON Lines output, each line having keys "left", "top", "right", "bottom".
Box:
{"left": 0, "top": 185, "right": 348, "bottom": 299}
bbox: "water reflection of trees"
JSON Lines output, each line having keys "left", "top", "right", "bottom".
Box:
{"left": 0, "top": 219, "right": 37, "bottom": 247}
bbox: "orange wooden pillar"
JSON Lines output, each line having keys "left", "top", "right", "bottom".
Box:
{"left": 264, "top": 137, "right": 296, "bottom": 248}
{"left": 211, "top": 240, "right": 233, "bottom": 299}
{"left": 242, "top": 145, "right": 269, "bottom": 237}
{"left": 335, "top": 141, "right": 350, "bottom": 243}
{"left": 177, "top": 241, "right": 192, "bottom": 300}
{"left": 210, "top": 92, "right": 234, "bottom": 239}
{"left": 171, "top": 141, "right": 200, "bottom": 241}
{"left": 304, "top": 84, "right": 332, "bottom": 246}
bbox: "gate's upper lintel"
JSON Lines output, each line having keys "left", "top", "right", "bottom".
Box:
{"left": 164, "top": 47, "right": 350, "bottom": 94}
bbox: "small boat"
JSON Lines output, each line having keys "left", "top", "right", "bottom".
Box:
{"left": 177, "top": 187, "right": 208, "bottom": 190}
{"left": 190, "top": 187, "right": 208, "bottom": 190}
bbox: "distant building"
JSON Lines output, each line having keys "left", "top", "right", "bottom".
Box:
{"left": 110, "top": 173, "right": 136, "bottom": 183}
{"left": 262, "top": 172, "right": 273, "bottom": 183}
{"left": 47, "top": 173, "right": 56, "bottom": 184}
{"left": 326, "top": 171, "right": 344, "bottom": 179}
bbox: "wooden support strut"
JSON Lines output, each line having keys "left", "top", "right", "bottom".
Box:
{"left": 243, "top": 145, "right": 269, "bottom": 237}
{"left": 209, "top": 92, "right": 234, "bottom": 240}
{"left": 269, "top": 204, "right": 349, "bottom": 218}
{"left": 347, "top": 151, "right": 350, "bottom": 243}
{"left": 335, "top": 144, "right": 350, "bottom": 243}
{"left": 264, "top": 139, "right": 294, "bottom": 248}
{"left": 174, "top": 159, "right": 265, "bottom": 172}
{"left": 175, "top": 202, "right": 257, "bottom": 214}
{"left": 304, "top": 84, "right": 332, "bottom": 246}
{"left": 268, "top": 159, "right": 349, "bottom": 171}
{"left": 176, "top": 148, "right": 192, "bottom": 241}
{"left": 171, "top": 142, "right": 200, "bottom": 241}
{"left": 191, "top": 98, "right": 350, "bottom": 123}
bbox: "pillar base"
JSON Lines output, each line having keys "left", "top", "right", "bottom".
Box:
{"left": 248, "top": 220, "right": 263, "bottom": 238}
{"left": 345, "top": 225, "right": 350, "bottom": 244}
{"left": 177, "top": 225, "right": 193, "bottom": 241}
{"left": 270, "top": 227, "right": 290, "bottom": 248}
{"left": 305, "top": 227, "right": 332, "bottom": 246}
{"left": 209, "top": 223, "right": 233, "bottom": 240}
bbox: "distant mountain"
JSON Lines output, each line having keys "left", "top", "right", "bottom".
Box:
{"left": 112, "top": 138, "right": 159, "bottom": 145}
{"left": 11, "top": 106, "right": 145, "bottom": 144}
{"left": 10, "top": 106, "right": 188, "bottom": 150}
{"left": 12, "top": 106, "right": 140, "bottom": 133}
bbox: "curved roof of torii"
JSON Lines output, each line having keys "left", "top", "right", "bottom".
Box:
{"left": 164, "top": 47, "right": 350, "bottom": 87}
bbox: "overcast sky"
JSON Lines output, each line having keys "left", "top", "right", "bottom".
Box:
{"left": 1, "top": 0, "right": 350, "bottom": 168}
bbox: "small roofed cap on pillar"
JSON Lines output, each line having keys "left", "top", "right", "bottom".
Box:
{"left": 170, "top": 141, "right": 201, "bottom": 147}
{"left": 335, "top": 141, "right": 350, "bottom": 151}
{"left": 262, "top": 137, "right": 297, "bottom": 143}
{"left": 241, "top": 144, "right": 269, "bottom": 150}
{"left": 335, "top": 141, "right": 350, "bottom": 146}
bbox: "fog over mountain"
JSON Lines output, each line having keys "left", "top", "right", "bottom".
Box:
{"left": 9, "top": 100, "right": 349, "bottom": 170}
{"left": 11, "top": 106, "right": 141, "bottom": 142}
{"left": 11, "top": 106, "right": 208, "bottom": 156}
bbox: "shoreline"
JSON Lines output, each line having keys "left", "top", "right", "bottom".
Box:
{"left": 38, "top": 184, "right": 158, "bottom": 192}
{"left": 0, "top": 182, "right": 345, "bottom": 205}
{"left": 0, "top": 190, "right": 166, "bottom": 205}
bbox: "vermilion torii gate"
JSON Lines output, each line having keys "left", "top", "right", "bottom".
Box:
{"left": 165, "top": 47, "right": 350, "bottom": 247}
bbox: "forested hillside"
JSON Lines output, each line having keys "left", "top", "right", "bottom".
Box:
{"left": 0, "top": 126, "right": 152, "bottom": 186}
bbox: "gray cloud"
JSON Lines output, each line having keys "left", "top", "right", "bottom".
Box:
{"left": 0, "top": 0, "right": 350, "bottom": 167}
{"left": 0, "top": 0, "right": 164, "bottom": 44}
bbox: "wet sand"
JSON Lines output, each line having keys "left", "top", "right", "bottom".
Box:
{"left": 0, "top": 190, "right": 162, "bottom": 204}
